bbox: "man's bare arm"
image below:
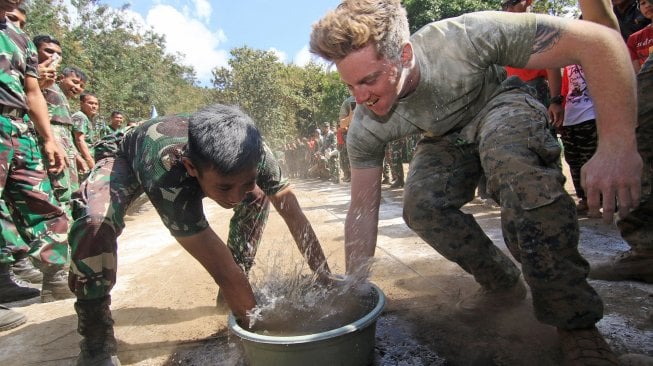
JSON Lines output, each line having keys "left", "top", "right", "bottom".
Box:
{"left": 525, "top": 15, "right": 641, "bottom": 222}
{"left": 345, "top": 166, "right": 382, "bottom": 277}
{"left": 269, "top": 186, "right": 331, "bottom": 279}
{"left": 176, "top": 227, "right": 256, "bottom": 321}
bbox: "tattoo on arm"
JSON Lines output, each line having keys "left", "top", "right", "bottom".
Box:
{"left": 532, "top": 17, "right": 564, "bottom": 54}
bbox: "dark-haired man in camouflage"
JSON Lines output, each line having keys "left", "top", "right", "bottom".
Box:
{"left": 68, "top": 104, "right": 331, "bottom": 365}
{"left": 0, "top": 0, "right": 68, "bottom": 331}
{"left": 321, "top": 121, "right": 340, "bottom": 183}
{"left": 35, "top": 36, "right": 85, "bottom": 220}
{"left": 71, "top": 91, "right": 98, "bottom": 179}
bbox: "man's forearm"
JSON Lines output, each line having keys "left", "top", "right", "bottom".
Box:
{"left": 271, "top": 188, "right": 330, "bottom": 275}
{"left": 25, "top": 77, "right": 55, "bottom": 142}
{"left": 344, "top": 206, "right": 378, "bottom": 277}
{"left": 176, "top": 228, "right": 256, "bottom": 321}
{"left": 74, "top": 134, "right": 94, "bottom": 166}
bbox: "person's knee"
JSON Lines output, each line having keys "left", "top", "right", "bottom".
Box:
{"left": 69, "top": 216, "right": 118, "bottom": 256}
{"left": 403, "top": 193, "right": 447, "bottom": 231}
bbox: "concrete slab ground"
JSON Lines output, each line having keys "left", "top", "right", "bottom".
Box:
{"left": 1, "top": 171, "right": 651, "bottom": 365}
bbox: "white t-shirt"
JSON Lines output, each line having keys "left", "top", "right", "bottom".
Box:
{"left": 563, "top": 64, "right": 596, "bottom": 126}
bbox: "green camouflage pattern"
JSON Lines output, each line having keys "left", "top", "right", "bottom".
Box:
{"left": 0, "top": 23, "right": 68, "bottom": 266}
{"left": 403, "top": 88, "right": 603, "bottom": 329}
{"left": 40, "top": 84, "right": 79, "bottom": 218}
{"left": 71, "top": 111, "right": 97, "bottom": 146}
{"left": 0, "top": 22, "right": 38, "bottom": 110}
{"left": 338, "top": 143, "right": 350, "bottom": 180}
{"left": 617, "top": 53, "right": 653, "bottom": 253}
{"left": 69, "top": 113, "right": 287, "bottom": 299}
{"left": 98, "top": 125, "right": 125, "bottom": 139}
{"left": 0, "top": 115, "right": 69, "bottom": 266}
{"left": 389, "top": 138, "right": 405, "bottom": 182}
{"left": 44, "top": 124, "right": 79, "bottom": 217}
{"left": 227, "top": 186, "right": 270, "bottom": 273}
{"left": 322, "top": 130, "right": 339, "bottom": 182}
{"left": 0, "top": 199, "right": 29, "bottom": 263}
{"left": 43, "top": 84, "right": 72, "bottom": 125}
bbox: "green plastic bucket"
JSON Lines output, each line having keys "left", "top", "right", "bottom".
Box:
{"left": 228, "top": 283, "right": 385, "bottom": 366}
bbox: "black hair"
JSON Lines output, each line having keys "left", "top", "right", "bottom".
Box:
{"left": 110, "top": 111, "right": 123, "bottom": 118}
{"left": 80, "top": 91, "right": 97, "bottom": 103}
{"left": 187, "top": 104, "right": 263, "bottom": 175}
{"left": 33, "top": 34, "right": 60, "bottom": 49}
{"left": 61, "top": 66, "right": 88, "bottom": 82}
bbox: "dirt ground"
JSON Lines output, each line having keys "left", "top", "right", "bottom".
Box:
{"left": 1, "top": 164, "right": 652, "bottom": 366}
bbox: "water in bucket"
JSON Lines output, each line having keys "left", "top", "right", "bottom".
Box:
{"left": 243, "top": 255, "right": 374, "bottom": 336}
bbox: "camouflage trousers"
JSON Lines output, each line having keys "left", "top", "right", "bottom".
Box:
{"left": 326, "top": 150, "right": 339, "bottom": 182}
{"left": 68, "top": 154, "right": 271, "bottom": 300}
{"left": 389, "top": 138, "right": 405, "bottom": 182}
{"left": 0, "top": 199, "right": 29, "bottom": 256}
{"left": 0, "top": 115, "right": 69, "bottom": 265}
{"left": 338, "top": 144, "right": 350, "bottom": 180}
{"left": 617, "top": 54, "right": 653, "bottom": 254}
{"left": 524, "top": 76, "right": 550, "bottom": 107}
{"left": 383, "top": 144, "right": 404, "bottom": 182}
{"left": 559, "top": 119, "right": 598, "bottom": 200}
{"left": 403, "top": 88, "right": 602, "bottom": 329}
{"left": 45, "top": 123, "right": 80, "bottom": 219}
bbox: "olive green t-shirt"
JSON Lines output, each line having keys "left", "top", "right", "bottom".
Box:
{"left": 347, "top": 12, "right": 536, "bottom": 168}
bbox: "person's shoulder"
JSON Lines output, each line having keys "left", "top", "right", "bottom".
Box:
{"left": 0, "top": 21, "right": 31, "bottom": 51}
{"left": 627, "top": 25, "right": 652, "bottom": 42}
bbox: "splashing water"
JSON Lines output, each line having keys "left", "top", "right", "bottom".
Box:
{"left": 243, "top": 254, "right": 374, "bottom": 336}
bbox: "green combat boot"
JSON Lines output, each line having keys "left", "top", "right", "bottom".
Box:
{"left": 0, "top": 263, "right": 40, "bottom": 303}
{"left": 75, "top": 296, "right": 121, "bottom": 366}
{"left": 11, "top": 253, "right": 43, "bottom": 284}
{"left": 41, "top": 265, "right": 75, "bottom": 302}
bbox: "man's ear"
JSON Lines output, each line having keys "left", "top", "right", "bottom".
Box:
{"left": 400, "top": 42, "right": 414, "bottom": 68}
{"left": 182, "top": 157, "right": 199, "bottom": 177}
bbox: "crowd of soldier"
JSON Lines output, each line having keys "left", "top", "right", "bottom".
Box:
{"left": 0, "top": 5, "right": 135, "bottom": 330}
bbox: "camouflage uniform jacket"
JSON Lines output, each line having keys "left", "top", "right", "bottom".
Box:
{"left": 117, "top": 114, "right": 288, "bottom": 237}
{"left": 0, "top": 20, "right": 38, "bottom": 110}
{"left": 43, "top": 84, "right": 72, "bottom": 125}
{"left": 71, "top": 110, "right": 96, "bottom": 145}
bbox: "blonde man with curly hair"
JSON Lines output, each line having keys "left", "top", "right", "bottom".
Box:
{"left": 311, "top": 0, "right": 641, "bottom": 364}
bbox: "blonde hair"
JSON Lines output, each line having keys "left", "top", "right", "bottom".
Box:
{"left": 309, "top": 0, "right": 410, "bottom": 62}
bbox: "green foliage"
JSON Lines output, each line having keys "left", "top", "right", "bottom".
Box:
{"left": 531, "top": 0, "right": 579, "bottom": 17}
{"left": 211, "top": 48, "right": 348, "bottom": 147}
{"left": 403, "top": 0, "right": 502, "bottom": 32}
{"left": 403, "top": 0, "right": 578, "bottom": 32}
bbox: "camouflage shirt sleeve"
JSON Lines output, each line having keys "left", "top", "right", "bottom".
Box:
{"left": 256, "top": 143, "right": 289, "bottom": 196}
{"left": 71, "top": 111, "right": 89, "bottom": 134}
{"left": 44, "top": 84, "right": 73, "bottom": 125}
{"left": 121, "top": 115, "right": 210, "bottom": 238}
{"left": 0, "top": 22, "right": 38, "bottom": 109}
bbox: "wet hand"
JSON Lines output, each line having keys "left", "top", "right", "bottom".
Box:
{"left": 581, "top": 147, "right": 642, "bottom": 223}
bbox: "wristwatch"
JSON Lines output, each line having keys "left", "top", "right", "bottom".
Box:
{"left": 550, "top": 95, "right": 564, "bottom": 105}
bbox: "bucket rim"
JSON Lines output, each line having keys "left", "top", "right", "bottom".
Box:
{"left": 228, "top": 282, "right": 385, "bottom": 345}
